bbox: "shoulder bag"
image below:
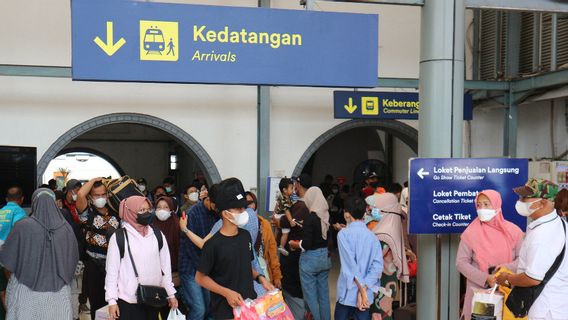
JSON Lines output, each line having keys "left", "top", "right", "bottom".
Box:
{"left": 124, "top": 230, "right": 169, "bottom": 308}
{"left": 506, "top": 219, "right": 566, "bottom": 317}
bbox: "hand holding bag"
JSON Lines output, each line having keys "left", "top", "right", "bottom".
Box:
{"left": 505, "top": 220, "right": 566, "bottom": 318}
{"left": 124, "top": 230, "right": 169, "bottom": 308}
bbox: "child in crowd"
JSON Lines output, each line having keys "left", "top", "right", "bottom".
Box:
{"left": 273, "top": 178, "right": 298, "bottom": 256}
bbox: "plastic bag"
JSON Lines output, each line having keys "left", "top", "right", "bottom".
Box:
{"left": 234, "top": 290, "right": 294, "bottom": 320}
{"left": 471, "top": 285, "right": 503, "bottom": 320}
{"left": 167, "top": 308, "right": 185, "bottom": 320}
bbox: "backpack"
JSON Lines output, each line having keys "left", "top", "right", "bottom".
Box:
{"left": 114, "top": 225, "right": 164, "bottom": 259}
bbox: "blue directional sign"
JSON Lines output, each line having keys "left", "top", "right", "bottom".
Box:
{"left": 334, "top": 91, "right": 473, "bottom": 120}
{"left": 409, "top": 158, "right": 528, "bottom": 234}
{"left": 71, "top": 0, "right": 378, "bottom": 87}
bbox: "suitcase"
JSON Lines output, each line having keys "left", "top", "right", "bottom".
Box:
{"left": 393, "top": 302, "right": 416, "bottom": 320}
{"left": 102, "top": 176, "right": 144, "bottom": 213}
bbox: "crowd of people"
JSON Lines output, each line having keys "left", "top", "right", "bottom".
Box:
{"left": 0, "top": 171, "right": 566, "bottom": 320}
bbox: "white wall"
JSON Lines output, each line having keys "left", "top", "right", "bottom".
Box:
{"left": 2, "top": 0, "right": 565, "bottom": 194}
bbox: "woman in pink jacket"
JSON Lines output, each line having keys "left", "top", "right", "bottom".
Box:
{"left": 105, "top": 196, "right": 178, "bottom": 320}
{"left": 456, "top": 190, "right": 524, "bottom": 320}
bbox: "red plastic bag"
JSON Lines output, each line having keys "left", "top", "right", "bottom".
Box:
{"left": 234, "top": 290, "right": 294, "bottom": 320}
{"left": 408, "top": 260, "right": 417, "bottom": 277}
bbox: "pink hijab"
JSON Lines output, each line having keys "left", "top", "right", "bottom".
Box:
{"left": 460, "top": 190, "right": 524, "bottom": 273}
{"left": 119, "top": 196, "right": 153, "bottom": 236}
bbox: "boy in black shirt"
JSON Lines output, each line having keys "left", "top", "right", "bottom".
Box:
{"left": 196, "top": 178, "right": 274, "bottom": 319}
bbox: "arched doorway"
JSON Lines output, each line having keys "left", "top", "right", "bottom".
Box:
{"left": 37, "top": 113, "right": 221, "bottom": 188}
{"left": 293, "top": 119, "right": 418, "bottom": 187}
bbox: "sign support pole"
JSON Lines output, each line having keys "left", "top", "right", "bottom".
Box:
{"left": 417, "top": 0, "right": 464, "bottom": 319}
{"left": 257, "top": 0, "right": 271, "bottom": 216}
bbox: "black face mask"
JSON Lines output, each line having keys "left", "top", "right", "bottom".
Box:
{"left": 136, "top": 212, "right": 155, "bottom": 226}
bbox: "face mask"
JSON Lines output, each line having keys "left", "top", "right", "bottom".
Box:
{"left": 332, "top": 189, "right": 339, "bottom": 194}
{"left": 155, "top": 209, "right": 171, "bottom": 221}
{"left": 371, "top": 208, "right": 383, "bottom": 221}
{"left": 227, "top": 210, "right": 249, "bottom": 227}
{"left": 477, "top": 209, "right": 497, "bottom": 222}
{"left": 72, "top": 193, "right": 78, "bottom": 202}
{"left": 515, "top": 199, "right": 540, "bottom": 217}
{"left": 188, "top": 192, "right": 199, "bottom": 202}
{"left": 93, "top": 197, "right": 107, "bottom": 209}
{"left": 136, "top": 211, "right": 155, "bottom": 226}
{"left": 165, "top": 187, "right": 172, "bottom": 194}
{"left": 139, "top": 185, "right": 146, "bottom": 192}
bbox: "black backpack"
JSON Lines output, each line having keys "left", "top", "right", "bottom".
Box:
{"left": 114, "top": 226, "right": 164, "bottom": 259}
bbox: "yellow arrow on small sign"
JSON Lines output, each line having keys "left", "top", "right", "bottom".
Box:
{"left": 344, "top": 97, "right": 358, "bottom": 114}
{"left": 94, "top": 21, "right": 126, "bottom": 56}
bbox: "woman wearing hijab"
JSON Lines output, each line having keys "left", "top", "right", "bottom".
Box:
{"left": 105, "top": 196, "right": 178, "bottom": 320}
{"left": 369, "top": 193, "right": 410, "bottom": 320}
{"left": 456, "top": 190, "right": 524, "bottom": 320}
{"left": 289, "top": 186, "right": 332, "bottom": 320}
{"left": 0, "top": 188, "right": 79, "bottom": 320}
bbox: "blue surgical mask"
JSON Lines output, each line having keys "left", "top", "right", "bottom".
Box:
{"left": 165, "top": 187, "right": 172, "bottom": 193}
{"left": 371, "top": 208, "right": 383, "bottom": 221}
{"left": 291, "top": 192, "right": 299, "bottom": 202}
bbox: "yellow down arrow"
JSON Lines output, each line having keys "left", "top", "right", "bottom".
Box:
{"left": 93, "top": 21, "right": 126, "bottom": 56}
{"left": 344, "top": 97, "right": 358, "bottom": 114}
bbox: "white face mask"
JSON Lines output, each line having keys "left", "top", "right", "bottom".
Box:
{"left": 227, "top": 210, "right": 249, "bottom": 227}
{"left": 188, "top": 192, "right": 199, "bottom": 202}
{"left": 72, "top": 193, "right": 78, "bottom": 202}
{"left": 477, "top": 209, "right": 497, "bottom": 222}
{"left": 156, "top": 209, "right": 171, "bottom": 221}
{"left": 93, "top": 197, "right": 107, "bottom": 209}
{"left": 139, "top": 185, "right": 146, "bottom": 192}
{"left": 515, "top": 199, "right": 540, "bottom": 217}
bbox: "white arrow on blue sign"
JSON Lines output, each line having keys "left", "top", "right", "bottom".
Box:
{"left": 408, "top": 158, "right": 528, "bottom": 234}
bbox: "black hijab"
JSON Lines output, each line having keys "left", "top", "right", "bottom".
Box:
{"left": 0, "top": 188, "right": 79, "bottom": 292}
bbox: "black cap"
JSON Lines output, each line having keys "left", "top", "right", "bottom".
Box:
{"left": 366, "top": 171, "right": 378, "bottom": 179}
{"left": 66, "top": 179, "right": 82, "bottom": 191}
{"left": 295, "top": 173, "right": 312, "bottom": 189}
{"left": 137, "top": 178, "right": 147, "bottom": 185}
{"left": 215, "top": 178, "right": 247, "bottom": 212}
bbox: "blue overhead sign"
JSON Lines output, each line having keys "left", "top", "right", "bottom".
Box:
{"left": 409, "top": 158, "right": 528, "bottom": 234}
{"left": 333, "top": 91, "right": 473, "bottom": 120}
{"left": 71, "top": 0, "right": 378, "bottom": 87}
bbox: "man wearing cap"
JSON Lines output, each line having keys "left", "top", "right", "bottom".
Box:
{"left": 64, "top": 179, "right": 82, "bottom": 225}
{"left": 195, "top": 178, "right": 273, "bottom": 320}
{"left": 362, "top": 172, "right": 379, "bottom": 198}
{"left": 0, "top": 186, "right": 26, "bottom": 245}
{"left": 496, "top": 178, "right": 568, "bottom": 319}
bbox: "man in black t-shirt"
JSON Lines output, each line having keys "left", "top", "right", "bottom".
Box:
{"left": 196, "top": 178, "right": 273, "bottom": 319}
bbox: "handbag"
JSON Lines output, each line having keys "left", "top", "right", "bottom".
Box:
{"left": 124, "top": 230, "right": 169, "bottom": 308}
{"left": 506, "top": 220, "right": 566, "bottom": 318}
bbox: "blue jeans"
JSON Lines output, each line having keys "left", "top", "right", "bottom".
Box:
{"left": 180, "top": 272, "right": 210, "bottom": 320}
{"left": 299, "top": 248, "right": 331, "bottom": 320}
{"left": 334, "top": 302, "right": 370, "bottom": 320}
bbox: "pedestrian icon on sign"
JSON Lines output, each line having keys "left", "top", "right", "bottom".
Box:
{"left": 167, "top": 38, "right": 175, "bottom": 56}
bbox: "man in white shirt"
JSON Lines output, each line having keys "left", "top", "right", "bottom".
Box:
{"left": 496, "top": 178, "right": 568, "bottom": 320}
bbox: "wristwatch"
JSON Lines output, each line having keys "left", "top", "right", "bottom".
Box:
{"left": 255, "top": 274, "right": 265, "bottom": 284}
